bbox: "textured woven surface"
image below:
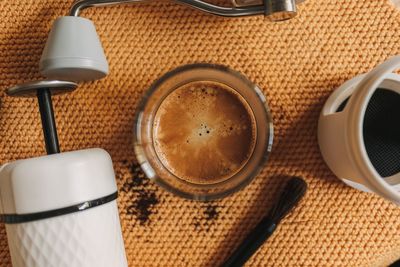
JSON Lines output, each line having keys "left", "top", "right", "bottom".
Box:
{"left": 1, "top": 0, "right": 400, "bottom": 266}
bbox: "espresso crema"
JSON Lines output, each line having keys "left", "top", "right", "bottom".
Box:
{"left": 153, "top": 81, "right": 257, "bottom": 184}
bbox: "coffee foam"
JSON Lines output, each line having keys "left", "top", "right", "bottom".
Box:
{"left": 153, "top": 81, "right": 257, "bottom": 184}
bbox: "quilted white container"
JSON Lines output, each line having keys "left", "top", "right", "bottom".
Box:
{"left": 0, "top": 148, "right": 128, "bottom": 267}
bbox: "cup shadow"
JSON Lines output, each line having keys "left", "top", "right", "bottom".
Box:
{"left": 268, "top": 92, "right": 341, "bottom": 184}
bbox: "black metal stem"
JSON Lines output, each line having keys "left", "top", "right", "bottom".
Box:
{"left": 37, "top": 89, "right": 60, "bottom": 154}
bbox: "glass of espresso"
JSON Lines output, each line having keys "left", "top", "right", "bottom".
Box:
{"left": 134, "top": 64, "right": 273, "bottom": 200}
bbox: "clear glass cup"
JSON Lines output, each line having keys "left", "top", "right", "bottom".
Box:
{"left": 133, "top": 63, "right": 273, "bottom": 200}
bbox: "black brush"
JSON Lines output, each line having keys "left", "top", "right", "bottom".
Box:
{"left": 221, "top": 177, "right": 308, "bottom": 267}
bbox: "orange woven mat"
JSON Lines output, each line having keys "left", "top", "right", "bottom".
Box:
{"left": 1, "top": 0, "right": 400, "bottom": 266}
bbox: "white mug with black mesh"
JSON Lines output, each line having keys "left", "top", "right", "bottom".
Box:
{"left": 318, "top": 56, "right": 400, "bottom": 204}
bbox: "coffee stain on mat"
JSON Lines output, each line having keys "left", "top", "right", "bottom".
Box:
{"left": 121, "top": 161, "right": 160, "bottom": 225}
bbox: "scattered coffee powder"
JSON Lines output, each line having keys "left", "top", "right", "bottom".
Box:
{"left": 204, "top": 204, "right": 219, "bottom": 220}
{"left": 193, "top": 203, "right": 220, "bottom": 231}
{"left": 121, "top": 161, "right": 159, "bottom": 225}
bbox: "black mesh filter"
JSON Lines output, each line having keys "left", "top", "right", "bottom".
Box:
{"left": 336, "top": 88, "right": 400, "bottom": 178}
{"left": 363, "top": 88, "right": 400, "bottom": 178}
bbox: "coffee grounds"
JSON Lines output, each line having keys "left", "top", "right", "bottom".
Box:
{"left": 121, "top": 161, "right": 160, "bottom": 225}
{"left": 193, "top": 203, "right": 220, "bottom": 231}
{"left": 204, "top": 204, "right": 219, "bottom": 220}
{"left": 127, "top": 191, "right": 159, "bottom": 225}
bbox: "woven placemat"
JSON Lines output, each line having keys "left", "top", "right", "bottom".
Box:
{"left": 1, "top": 0, "right": 400, "bottom": 266}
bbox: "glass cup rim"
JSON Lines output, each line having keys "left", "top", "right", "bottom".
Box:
{"left": 133, "top": 63, "right": 273, "bottom": 200}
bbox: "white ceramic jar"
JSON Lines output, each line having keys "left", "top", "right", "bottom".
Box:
{"left": 0, "top": 148, "right": 128, "bottom": 267}
{"left": 318, "top": 56, "right": 400, "bottom": 205}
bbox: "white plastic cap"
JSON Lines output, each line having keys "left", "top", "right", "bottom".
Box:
{"left": 39, "top": 16, "right": 109, "bottom": 82}
{"left": 0, "top": 148, "right": 117, "bottom": 214}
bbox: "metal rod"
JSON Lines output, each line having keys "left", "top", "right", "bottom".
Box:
{"left": 37, "top": 89, "right": 60, "bottom": 154}
{"left": 175, "top": 0, "right": 264, "bottom": 17}
{"left": 69, "top": 0, "right": 264, "bottom": 17}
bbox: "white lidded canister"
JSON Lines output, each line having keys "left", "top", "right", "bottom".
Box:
{"left": 0, "top": 148, "right": 128, "bottom": 267}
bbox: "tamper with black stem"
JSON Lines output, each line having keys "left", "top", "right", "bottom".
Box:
{"left": 0, "top": 80, "right": 128, "bottom": 267}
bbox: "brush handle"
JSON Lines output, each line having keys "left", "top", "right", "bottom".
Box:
{"left": 221, "top": 218, "right": 277, "bottom": 267}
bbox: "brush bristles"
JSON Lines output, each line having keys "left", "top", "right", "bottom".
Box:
{"left": 268, "top": 177, "right": 307, "bottom": 223}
